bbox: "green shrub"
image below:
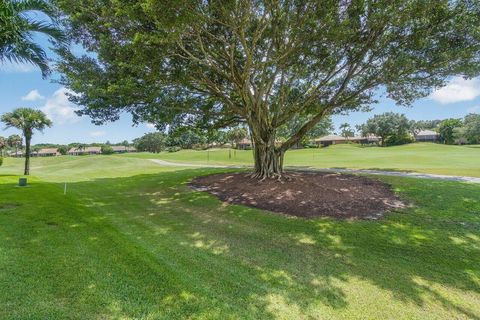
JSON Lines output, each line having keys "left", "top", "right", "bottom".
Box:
{"left": 385, "top": 134, "right": 414, "bottom": 146}
{"left": 192, "top": 144, "right": 209, "bottom": 150}
{"left": 57, "top": 145, "right": 68, "bottom": 155}
{"left": 101, "top": 145, "right": 114, "bottom": 155}
{"left": 0, "top": 157, "right": 3, "bottom": 167}
{"left": 166, "top": 146, "right": 181, "bottom": 152}
{"left": 302, "top": 142, "right": 318, "bottom": 148}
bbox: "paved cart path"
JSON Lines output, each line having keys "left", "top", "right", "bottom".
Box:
{"left": 150, "top": 159, "right": 480, "bottom": 183}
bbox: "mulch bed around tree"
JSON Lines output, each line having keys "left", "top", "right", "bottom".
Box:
{"left": 189, "top": 171, "right": 407, "bottom": 219}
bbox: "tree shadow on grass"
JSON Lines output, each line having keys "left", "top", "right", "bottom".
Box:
{"left": 1, "top": 169, "right": 479, "bottom": 319}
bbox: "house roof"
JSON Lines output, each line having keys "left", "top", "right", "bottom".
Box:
{"left": 314, "top": 135, "right": 346, "bottom": 142}
{"left": 238, "top": 138, "right": 252, "bottom": 144}
{"left": 315, "top": 134, "right": 380, "bottom": 142}
{"left": 417, "top": 130, "right": 439, "bottom": 136}
{"left": 111, "top": 145, "right": 136, "bottom": 151}
{"left": 348, "top": 136, "right": 365, "bottom": 141}
{"left": 68, "top": 146, "right": 102, "bottom": 153}
{"left": 354, "top": 134, "right": 380, "bottom": 141}
{"left": 37, "top": 148, "right": 58, "bottom": 154}
{"left": 7, "top": 150, "right": 23, "bottom": 155}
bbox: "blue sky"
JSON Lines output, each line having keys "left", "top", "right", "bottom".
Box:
{"left": 1, "top": 40, "right": 479, "bottom": 144}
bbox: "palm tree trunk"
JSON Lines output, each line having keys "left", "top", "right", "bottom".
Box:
{"left": 24, "top": 136, "right": 31, "bottom": 175}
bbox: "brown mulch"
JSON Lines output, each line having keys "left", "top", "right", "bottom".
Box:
{"left": 189, "top": 171, "right": 407, "bottom": 219}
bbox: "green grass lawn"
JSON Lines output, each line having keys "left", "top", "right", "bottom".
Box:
{"left": 0, "top": 155, "right": 479, "bottom": 319}
{"left": 123, "top": 143, "right": 480, "bottom": 177}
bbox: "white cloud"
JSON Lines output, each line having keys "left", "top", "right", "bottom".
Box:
{"left": 89, "top": 130, "right": 106, "bottom": 137}
{"left": 40, "top": 87, "right": 81, "bottom": 124}
{"left": 467, "top": 105, "right": 480, "bottom": 113}
{"left": 22, "top": 89, "right": 45, "bottom": 101}
{"left": 145, "top": 123, "right": 156, "bottom": 129}
{"left": 430, "top": 77, "right": 480, "bottom": 104}
{"left": 0, "top": 61, "right": 37, "bottom": 73}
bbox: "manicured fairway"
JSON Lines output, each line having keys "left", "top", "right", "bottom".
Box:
{"left": 0, "top": 156, "right": 479, "bottom": 319}
{"left": 125, "top": 143, "right": 480, "bottom": 177}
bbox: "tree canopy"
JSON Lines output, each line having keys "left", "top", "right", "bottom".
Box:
{"left": 339, "top": 123, "right": 354, "bottom": 139}
{"left": 166, "top": 128, "right": 207, "bottom": 149}
{"left": 0, "top": 135, "right": 5, "bottom": 158}
{"left": 438, "top": 118, "right": 463, "bottom": 144}
{"left": 449, "top": 114, "right": 480, "bottom": 144}
{"left": 359, "top": 112, "right": 411, "bottom": 146}
{"left": 226, "top": 127, "right": 248, "bottom": 148}
{"left": 55, "top": 0, "right": 480, "bottom": 178}
{"left": 133, "top": 132, "right": 167, "bottom": 153}
{"left": 100, "top": 144, "right": 114, "bottom": 154}
{"left": 7, "top": 134, "right": 22, "bottom": 150}
{"left": 277, "top": 115, "right": 333, "bottom": 144}
{"left": 462, "top": 113, "right": 480, "bottom": 144}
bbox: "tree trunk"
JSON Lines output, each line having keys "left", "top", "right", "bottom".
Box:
{"left": 24, "top": 136, "right": 31, "bottom": 175}
{"left": 251, "top": 137, "right": 285, "bottom": 180}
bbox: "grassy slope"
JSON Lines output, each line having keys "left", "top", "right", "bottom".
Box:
{"left": 124, "top": 143, "right": 480, "bottom": 177}
{"left": 0, "top": 156, "right": 479, "bottom": 319}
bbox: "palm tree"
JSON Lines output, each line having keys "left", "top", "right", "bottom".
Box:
{"left": 77, "top": 143, "right": 86, "bottom": 154}
{"left": 0, "top": 136, "right": 5, "bottom": 157}
{"left": 122, "top": 140, "right": 129, "bottom": 151}
{"left": 31, "top": 145, "right": 41, "bottom": 156}
{"left": 7, "top": 134, "right": 22, "bottom": 155}
{"left": 1, "top": 108, "right": 52, "bottom": 175}
{"left": 339, "top": 123, "right": 354, "bottom": 141}
{"left": 0, "top": 0, "right": 66, "bottom": 77}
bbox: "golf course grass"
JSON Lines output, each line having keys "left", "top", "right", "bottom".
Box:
{"left": 0, "top": 153, "right": 479, "bottom": 319}
{"left": 124, "top": 143, "right": 480, "bottom": 177}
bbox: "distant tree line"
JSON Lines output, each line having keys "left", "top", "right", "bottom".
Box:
{"left": 357, "top": 112, "right": 480, "bottom": 146}
{"left": 1, "top": 112, "right": 477, "bottom": 161}
{"left": 0, "top": 139, "right": 135, "bottom": 157}
{"left": 133, "top": 127, "right": 251, "bottom": 153}
{"left": 440, "top": 114, "right": 480, "bottom": 145}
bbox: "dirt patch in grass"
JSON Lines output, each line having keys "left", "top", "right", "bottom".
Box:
{"left": 190, "top": 171, "right": 407, "bottom": 219}
{"left": 0, "top": 203, "right": 20, "bottom": 212}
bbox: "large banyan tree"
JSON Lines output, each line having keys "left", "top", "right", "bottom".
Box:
{"left": 55, "top": 0, "right": 480, "bottom": 178}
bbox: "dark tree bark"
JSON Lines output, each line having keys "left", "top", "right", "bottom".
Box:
{"left": 251, "top": 138, "right": 284, "bottom": 179}
{"left": 24, "top": 132, "right": 31, "bottom": 175}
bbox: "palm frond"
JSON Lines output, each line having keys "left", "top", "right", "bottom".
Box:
{"left": 25, "top": 20, "right": 68, "bottom": 45}
{"left": 0, "top": 38, "right": 50, "bottom": 76}
{"left": 11, "top": 0, "right": 57, "bottom": 16}
{"left": 0, "top": 0, "right": 66, "bottom": 77}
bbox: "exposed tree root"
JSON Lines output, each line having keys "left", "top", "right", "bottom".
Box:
{"left": 246, "top": 170, "right": 293, "bottom": 182}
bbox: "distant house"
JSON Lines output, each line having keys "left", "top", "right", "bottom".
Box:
{"left": 111, "top": 146, "right": 137, "bottom": 153}
{"left": 8, "top": 151, "right": 23, "bottom": 157}
{"left": 68, "top": 146, "right": 102, "bottom": 155}
{"left": 236, "top": 138, "right": 252, "bottom": 150}
{"left": 351, "top": 135, "right": 380, "bottom": 145}
{"left": 314, "top": 135, "right": 379, "bottom": 147}
{"left": 32, "top": 148, "right": 59, "bottom": 157}
{"left": 415, "top": 130, "right": 439, "bottom": 142}
{"left": 314, "top": 135, "right": 347, "bottom": 147}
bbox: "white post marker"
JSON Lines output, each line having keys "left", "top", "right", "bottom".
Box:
{"left": 64, "top": 182, "right": 67, "bottom": 195}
